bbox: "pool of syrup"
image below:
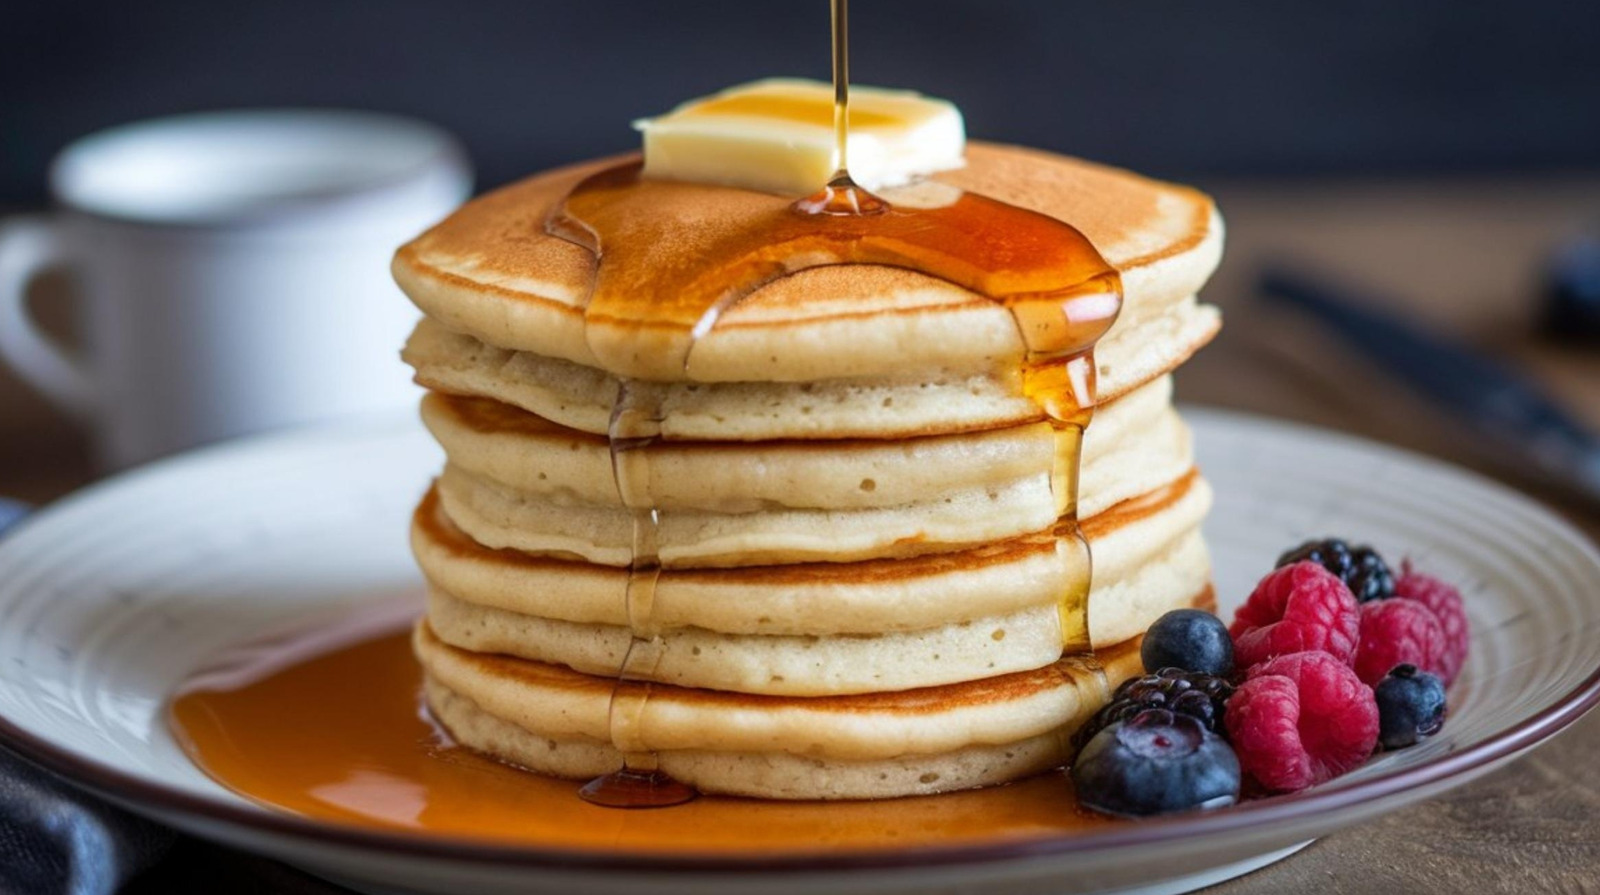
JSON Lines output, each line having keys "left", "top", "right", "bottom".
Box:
{"left": 169, "top": 604, "right": 1122, "bottom": 853}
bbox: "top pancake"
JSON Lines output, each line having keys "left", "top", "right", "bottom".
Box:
{"left": 393, "top": 142, "right": 1223, "bottom": 384}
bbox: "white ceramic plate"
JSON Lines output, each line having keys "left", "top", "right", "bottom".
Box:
{"left": 1, "top": 408, "right": 1597, "bottom": 895}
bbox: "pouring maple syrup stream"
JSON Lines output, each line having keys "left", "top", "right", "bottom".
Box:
{"left": 830, "top": 0, "right": 850, "bottom": 181}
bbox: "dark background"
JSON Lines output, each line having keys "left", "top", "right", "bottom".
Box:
{"left": 4, "top": 0, "right": 1600, "bottom": 200}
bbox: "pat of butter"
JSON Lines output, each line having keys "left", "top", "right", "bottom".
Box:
{"left": 634, "top": 78, "right": 965, "bottom": 195}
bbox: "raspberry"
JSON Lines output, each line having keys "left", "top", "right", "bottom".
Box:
{"left": 1353, "top": 599, "right": 1444, "bottom": 687}
{"left": 1394, "top": 565, "right": 1469, "bottom": 685}
{"left": 1230, "top": 562, "right": 1360, "bottom": 669}
{"left": 1225, "top": 651, "right": 1379, "bottom": 792}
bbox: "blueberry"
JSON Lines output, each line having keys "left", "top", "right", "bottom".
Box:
{"left": 1375, "top": 664, "right": 1446, "bottom": 750}
{"left": 1141, "top": 609, "right": 1234, "bottom": 677}
{"left": 1071, "top": 709, "right": 1241, "bottom": 818}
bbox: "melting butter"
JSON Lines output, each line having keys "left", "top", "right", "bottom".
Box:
{"left": 634, "top": 78, "right": 965, "bottom": 195}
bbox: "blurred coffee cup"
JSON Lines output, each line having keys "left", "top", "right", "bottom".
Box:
{"left": 0, "top": 109, "right": 471, "bottom": 469}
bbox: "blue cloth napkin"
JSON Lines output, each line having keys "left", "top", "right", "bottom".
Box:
{"left": 0, "top": 499, "right": 178, "bottom": 895}
{"left": 0, "top": 747, "right": 173, "bottom": 895}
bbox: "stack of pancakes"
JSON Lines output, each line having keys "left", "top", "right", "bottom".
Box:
{"left": 396, "top": 142, "right": 1223, "bottom": 800}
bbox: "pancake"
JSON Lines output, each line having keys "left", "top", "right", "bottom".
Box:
{"left": 418, "top": 373, "right": 1189, "bottom": 520}
{"left": 423, "top": 526, "right": 1207, "bottom": 696}
{"left": 423, "top": 385, "right": 1191, "bottom": 569}
{"left": 426, "top": 589, "right": 1066, "bottom": 697}
{"left": 393, "top": 142, "right": 1223, "bottom": 387}
{"left": 416, "top": 607, "right": 1207, "bottom": 800}
{"left": 401, "top": 295, "right": 1218, "bottom": 442}
{"left": 414, "top": 471, "right": 1212, "bottom": 690}
{"left": 436, "top": 460, "right": 1060, "bottom": 568}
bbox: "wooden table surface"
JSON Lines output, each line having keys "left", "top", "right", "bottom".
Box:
{"left": 4, "top": 176, "right": 1600, "bottom": 892}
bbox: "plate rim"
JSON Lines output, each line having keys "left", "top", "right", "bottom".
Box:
{"left": 2, "top": 406, "right": 1598, "bottom": 874}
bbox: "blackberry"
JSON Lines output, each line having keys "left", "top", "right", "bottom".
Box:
{"left": 1277, "top": 537, "right": 1395, "bottom": 603}
{"left": 1072, "top": 668, "right": 1234, "bottom": 752}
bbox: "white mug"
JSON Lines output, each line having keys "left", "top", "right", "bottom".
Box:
{"left": 0, "top": 109, "right": 471, "bottom": 469}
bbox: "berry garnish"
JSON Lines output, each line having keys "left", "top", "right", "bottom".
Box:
{"left": 1071, "top": 709, "right": 1241, "bottom": 817}
{"left": 1230, "top": 562, "right": 1361, "bottom": 669}
{"left": 1276, "top": 538, "right": 1395, "bottom": 603}
{"left": 1072, "top": 668, "right": 1235, "bottom": 752}
{"left": 1353, "top": 598, "right": 1444, "bottom": 687}
{"left": 1374, "top": 664, "right": 1447, "bottom": 750}
{"left": 1225, "top": 651, "right": 1378, "bottom": 792}
{"left": 1394, "top": 565, "right": 1469, "bottom": 685}
{"left": 1141, "top": 608, "right": 1235, "bottom": 677}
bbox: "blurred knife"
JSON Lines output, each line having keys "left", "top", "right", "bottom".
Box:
{"left": 1259, "top": 267, "right": 1600, "bottom": 504}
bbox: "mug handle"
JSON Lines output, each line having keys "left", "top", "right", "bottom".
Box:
{"left": 0, "top": 216, "right": 94, "bottom": 421}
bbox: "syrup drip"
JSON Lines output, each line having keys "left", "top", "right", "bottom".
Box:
{"left": 549, "top": 0, "right": 1119, "bottom": 807}
{"left": 574, "top": 381, "right": 695, "bottom": 808}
